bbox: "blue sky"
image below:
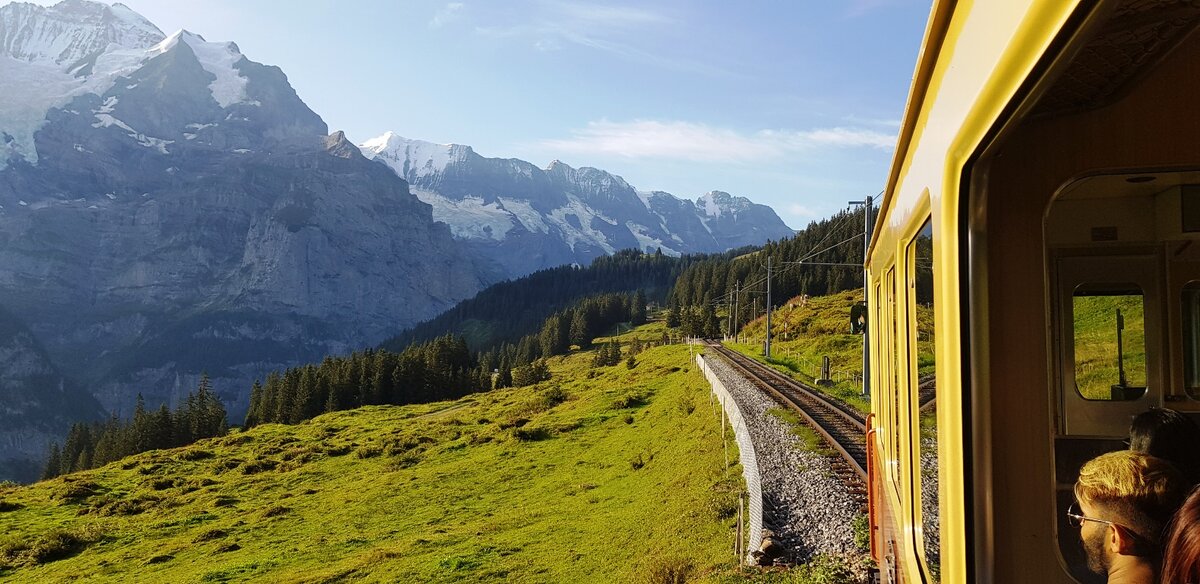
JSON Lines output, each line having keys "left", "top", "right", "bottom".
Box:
{"left": 41, "top": 0, "right": 931, "bottom": 228}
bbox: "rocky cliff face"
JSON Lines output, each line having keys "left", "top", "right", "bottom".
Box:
{"left": 0, "top": 0, "right": 797, "bottom": 482}
{"left": 0, "top": 307, "right": 104, "bottom": 483}
{"left": 0, "top": 1, "right": 488, "bottom": 480}
{"left": 359, "top": 133, "right": 797, "bottom": 277}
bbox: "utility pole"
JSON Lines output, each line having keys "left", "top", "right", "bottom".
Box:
{"left": 733, "top": 280, "right": 740, "bottom": 343}
{"left": 849, "top": 195, "right": 875, "bottom": 397}
{"left": 765, "top": 256, "right": 772, "bottom": 358}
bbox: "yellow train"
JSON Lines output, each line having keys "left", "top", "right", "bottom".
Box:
{"left": 865, "top": 1, "right": 1200, "bottom": 582}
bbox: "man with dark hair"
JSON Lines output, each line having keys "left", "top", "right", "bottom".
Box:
{"left": 1128, "top": 407, "right": 1200, "bottom": 486}
{"left": 1072, "top": 451, "right": 1187, "bottom": 584}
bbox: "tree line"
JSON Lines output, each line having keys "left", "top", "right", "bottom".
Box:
{"left": 667, "top": 207, "right": 874, "bottom": 337}
{"left": 382, "top": 248, "right": 692, "bottom": 353}
{"left": 42, "top": 376, "right": 227, "bottom": 480}
{"left": 244, "top": 290, "right": 647, "bottom": 428}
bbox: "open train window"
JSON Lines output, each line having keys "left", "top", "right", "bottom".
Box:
{"left": 1071, "top": 285, "right": 1147, "bottom": 401}
{"left": 909, "top": 220, "right": 939, "bottom": 583}
{"left": 1184, "top": 282, "right": 1200, "bottom": 399}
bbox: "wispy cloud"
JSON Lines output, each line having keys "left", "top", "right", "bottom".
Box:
{"left": 429, "top": 2, "right": 465, "bottom": 29}
{"left": 787, "top": 203, "right": 821, "bottom": 219}
{"left": 538, "top": 120, "right": 895, "bottom": 163}
{"left": 475, "top": 2, "right": 727, "bottom": 75}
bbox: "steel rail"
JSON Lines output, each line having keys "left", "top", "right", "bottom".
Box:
{"left": 708, "top": 343, "right": 868, "bottom": 483}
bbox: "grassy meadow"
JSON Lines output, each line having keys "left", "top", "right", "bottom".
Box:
{"left": 0, "top": 329, "right": 747, "bottom": 583}
{"left": 728, "top": 288, "right": 937, "bottom": 416}
{"left": 1072, "top": 294, "right": 1147, "bottom": 400}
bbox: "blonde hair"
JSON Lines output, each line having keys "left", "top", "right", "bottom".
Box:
{"left": 1075, "top": 451, "right": 1186, "bottom": 545}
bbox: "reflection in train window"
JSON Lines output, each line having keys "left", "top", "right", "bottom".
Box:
{"left": 1072, "top": 286, "right": 1147, "bottom": 401}
{"left": 910, "top": 220, "right": 939, "bottom": 582}
{"left": 887, "top": 268, "right": 901, "bottom": 486}
{"left": 1185, "top": 282, "right": 1200, "bottom": 399}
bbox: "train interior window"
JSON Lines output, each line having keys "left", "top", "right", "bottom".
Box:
{"left": 1071, "top": 286, "right": 1147, "bottom": 401}
{"left": 909, "top": 220, "right": 939, "bottom": 582}
{"left": 1184, "top": 282, "right": 1200, "bottom": 399}
{"left": 1046, "top": 172, "right": 1191, "bottom": 582}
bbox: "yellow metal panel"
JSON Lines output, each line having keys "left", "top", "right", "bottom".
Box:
{"left": 870, "top": 0, "right": 1085, "bottom": 581}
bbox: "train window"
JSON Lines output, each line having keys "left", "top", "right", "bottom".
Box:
{"left": 1072, "top": 285, "right": 1148, "bottom": 401}
{"left": 910, "top": 220, "right": 939, "bottom": 582}
{"left": 887, "top": 268, "right": 901, "bottom": 486}
{"left": 1184, "top": 282, "right": 1200, "bottom": 399}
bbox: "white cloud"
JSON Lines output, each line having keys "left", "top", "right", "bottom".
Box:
{"left": 537, "top": 120, "right": 895, "bottom": 163}
{"left": 473, "top": 3, "right": 729, "bottom": 75}
{"left": 787, "top": 203, "right": 820, "bottom": 219}
{"left": 429, "top": 2, "right": 465, "bottom": 29}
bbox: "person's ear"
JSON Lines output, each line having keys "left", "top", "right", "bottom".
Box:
{"left": 1109, "top": 524, "right": 1140, "bottom": 555}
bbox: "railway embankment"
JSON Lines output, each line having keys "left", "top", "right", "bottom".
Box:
{"left": 698, "top": 350, "right": 864, "bottom": 565}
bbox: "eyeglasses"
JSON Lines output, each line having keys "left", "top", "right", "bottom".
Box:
{"left": 1067, "top": 502, "right": 1117, "bottom": 529}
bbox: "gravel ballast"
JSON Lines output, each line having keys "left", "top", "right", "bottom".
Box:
{"left": 704, "top": 352, "right": 865, "bottom": 563}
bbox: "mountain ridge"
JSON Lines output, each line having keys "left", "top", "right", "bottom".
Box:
{"left": 358, "top": 132, "right": 796, "bottom": 277}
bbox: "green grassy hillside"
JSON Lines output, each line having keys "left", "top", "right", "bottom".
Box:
{"left": 730, "top": 289, "right": 935, "bottom": 415}
{"left": 0, "top": 333, "right": 743, "bottom": 583}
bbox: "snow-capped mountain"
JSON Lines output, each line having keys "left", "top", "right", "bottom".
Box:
{"left": 0, "top": 0, "right": 798, "bottom": 482}
{"left": 0, "top": 0, "right": 489, "bottom": 480}
{"left": 359, "top": 132, "right": 796, "bottom": 276}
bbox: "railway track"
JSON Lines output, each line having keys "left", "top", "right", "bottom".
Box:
{"left": 706, "top": 342, "right": 868, "bottom": 488}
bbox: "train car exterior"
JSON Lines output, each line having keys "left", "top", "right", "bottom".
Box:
{"left": 866, "top": 1, "right": 1200, "bottom": 582}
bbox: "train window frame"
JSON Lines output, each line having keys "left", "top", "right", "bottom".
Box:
{"left": 907, "top": 218, "right": 939, "bottom": 583}
{"left": 1183, "top": 281, "right": 1200, "bottom": 399}
{"left": 874, "top": 279, "right": 891, "bottom": 470}
{"left": 1069, "top": 284, "right": 1149, "bottom": 402}
{"left": 886, "top": 267, "right": 901, "bottom": 489}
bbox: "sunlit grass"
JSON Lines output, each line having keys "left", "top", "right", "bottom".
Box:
{"left": 0, "top": 331, "right": 745, "bottom": 583}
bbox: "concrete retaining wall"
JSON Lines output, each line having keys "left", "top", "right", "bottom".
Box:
{"left": 697, "top": 353, "right": 763, "bottom": 561}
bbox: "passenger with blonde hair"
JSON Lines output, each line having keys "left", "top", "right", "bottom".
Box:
{"left": 1162, "top": 486, "right": 1200, "bottom": 584}
{"left": 1071, "top": 450, "right": 1187, "bottom": 584}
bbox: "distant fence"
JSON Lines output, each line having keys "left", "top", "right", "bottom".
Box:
{"left": 696, "top": 353, "right": 763, "bottom": 562}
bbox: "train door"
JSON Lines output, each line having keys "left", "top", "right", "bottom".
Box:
{"left": 1053, "top": 253, "right": 1164, "bottom": 437}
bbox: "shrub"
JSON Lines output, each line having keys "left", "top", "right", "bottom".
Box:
{"left": 387, "top": 452, "right": 423, "bottom": 471}
{"left": 147, "top": 478, "right": 177, "bottom": 491}
{"left": 55, "top": 480, "right": 100, "bottom": 503}
{"left": 794, "top": 553, "right": 859, "bottom": 584}
{"left": 629, "top": 454, "right": 645, "bottom": 471}
{"left": 642, "top": 555, "right": 693, "bottom": 584}
{"left": 0, "top": 526, "right": 102, "bottom": 568}
{"left": 261, "top": 505, "right": 290, "bottom": 518}
{"left": 177, "top": 449, "right": 214, "bottom": 462}
{"left": 851, "top": 514, "right": 870, "bottom": 552}
{"left": 0, "top": 500, "right": 22, "bottom": 512}
{"left": 512, "top": 426, "right": 551, "bottom": 442}
{"left": 675, "top": 394, "right": 696, "bottom": 416}
{"left": 240, "top": 458, "right": 278, "bottom": 475}
{"left": 612, "top": 390, "right": 647, "bottom": 409}
{"left": 193, "top": 528, "right": 228, "bottom": 543}
{"left": 354, "top": 446, "right": 383, "bottom": 459}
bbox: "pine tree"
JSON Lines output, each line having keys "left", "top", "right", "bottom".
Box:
{"left": 42, "top": 443, "right": 62, "bottom": 480}
{"left": 666, "top": 302, "right": 681, "bottom": 328}
{"left": 632, "top": 289, "right": 647, "bottom": 325}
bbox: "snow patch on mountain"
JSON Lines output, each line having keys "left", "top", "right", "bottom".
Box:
{"left": 0, "top": 0, "right": 163, "bottom": 66}
{"left": 149, "top": 30, "right": 248, "bottom": 108}
{"left": 0, "top": 41, "right": 149, "bottom": 165}
{"left": 0, "top": 2, "right": 260, "bottom": 168}
{"left": 700, "top": 191, "right": 725, "bottom": 217}
{"left": 626, "top": 221, "right": 679, "bottom": 256}
{"left": 359, "top": 132, "right": 471, "bottom": 181}
{"left": 545, "top": 195, "right": 618, "bottom": 254}
{"left": 409, "top": 188, "right": 514, "bottom": 241}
